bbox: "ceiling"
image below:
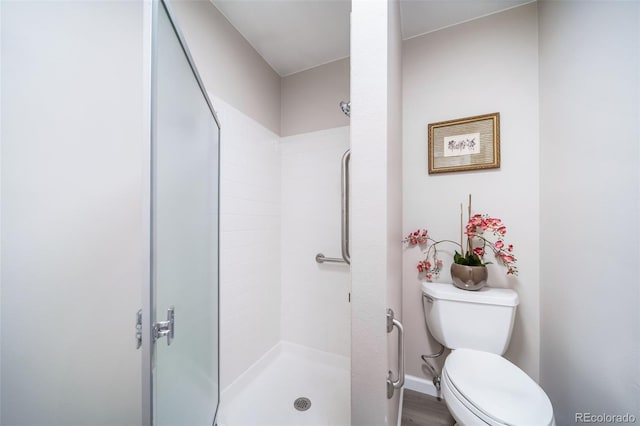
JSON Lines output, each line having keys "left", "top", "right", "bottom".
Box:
{"left": 211, "top": 0, "right": 532, "bottom": 77}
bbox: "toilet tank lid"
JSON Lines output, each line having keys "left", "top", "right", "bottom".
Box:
{"left": 421, "top": 282, "right": 519, "bottom": 307}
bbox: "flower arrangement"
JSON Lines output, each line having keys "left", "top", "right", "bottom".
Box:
{"left": 403, "top": 195, "right": 518, "bottom": 282}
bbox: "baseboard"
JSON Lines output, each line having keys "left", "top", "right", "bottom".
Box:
{"left": 404, "top": 374, "right": 439, "bottom": 398}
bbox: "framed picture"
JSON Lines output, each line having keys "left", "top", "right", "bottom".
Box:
{"left": 428, "top": 112, "right": 500, "bottom": 174}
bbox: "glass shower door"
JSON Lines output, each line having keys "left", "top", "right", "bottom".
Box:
{"left": 152, "top": 1, "right": 220, "bottom": 424}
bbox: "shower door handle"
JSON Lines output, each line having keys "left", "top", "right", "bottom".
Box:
{"left": 154, "top": 306, "right": 175, "bottom": 345}
{"left": 386, "top": 308, "right": 405, "bottom": 399}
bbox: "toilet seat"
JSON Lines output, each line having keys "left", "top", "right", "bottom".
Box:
{"left": 443, "top": 348, "right": 554, "bottom": 426}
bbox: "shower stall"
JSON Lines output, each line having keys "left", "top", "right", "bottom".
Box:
{"left": 216, "top": 102, "right": 353, "bottom": 426}
{"left": 1, "top": 1, "right": 220, "bottom": 424}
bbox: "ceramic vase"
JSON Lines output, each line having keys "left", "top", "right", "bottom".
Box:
{"left": 450, "top": 263, "right": 488, "bottom": 291}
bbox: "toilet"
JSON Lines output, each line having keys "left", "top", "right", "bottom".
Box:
{"left": 422, "top": 282, "right": 555, "bottom": 426}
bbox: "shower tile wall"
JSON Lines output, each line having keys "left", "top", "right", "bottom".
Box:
{"left": 214, "top": 97, "right": 350, "bottom": 390}
{"left": 213, "top": 95, "right": 282, "bottom": 390}
{"left": 280, "top": 126, "right": 351, "bottom": 357}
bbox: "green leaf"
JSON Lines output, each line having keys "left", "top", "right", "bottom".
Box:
{"left": 453, "top": 251, "right": 467, "bottom": 265}
{"left": 467, "top": 252, "right": 484, "bottom": 266}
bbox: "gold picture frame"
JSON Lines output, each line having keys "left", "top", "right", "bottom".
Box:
{"left": 428, "top": 112, "right": 500, "bottom": 174}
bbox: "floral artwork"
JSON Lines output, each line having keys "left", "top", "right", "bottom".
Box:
{"left": 444, "top": 132, "right": 481, "bottom": 157}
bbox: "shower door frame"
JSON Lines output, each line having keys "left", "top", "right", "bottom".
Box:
{"left": 142, "top": 0, "right": 222, "bottom": 424}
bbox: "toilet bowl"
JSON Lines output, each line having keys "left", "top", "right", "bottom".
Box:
{"left": 421, "top": 282, "right": 555, "bottom": 426}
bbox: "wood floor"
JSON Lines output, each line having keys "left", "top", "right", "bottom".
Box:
{"left": 401, "top": 389, "right": 455, "bottom": 426}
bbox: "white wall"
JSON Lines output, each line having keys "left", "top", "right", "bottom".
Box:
{"left": 539, "top": 1, "right": 640, "bottom": 424}
{"left": 350, "top": 0, "right": 403, "bottom": 424}
{"left": 280, "top": 58, "right": 350, "bottom": 137}
{"left": 280, "top": 126, "right": 351, "bottom": 357}
{"left": 1, "top": 2, "right": 144, "bottom": 424}
{"left": 170, "top": 0, "right": 281, "bottom": 135}
{"left": 402, "top": 2, "right": 540, "bottom": 381}
{"left": 212, "top": 95, "right": 282, "bottom": 390}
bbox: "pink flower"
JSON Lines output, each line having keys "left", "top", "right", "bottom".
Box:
{"left": 500, "top": 254, "right": 515, "bottom": 263}
{"left": 406, "top": 229, "right": 429, "bottom": 245}
{"left": 470, "top": 214, "right": 483, "bottom": 225}
{"left": 508, "top": 244, "right": 514, "bottom": 252}
{"left": 466, "top": 224, "right": 477, "bottom": 235}
{"left": 485, "top": 217, "right": 502, "bottom": 228}
{"left": 473, "top": 247, "right": 484, "bottom": 257}
{"left": 406, "top": 229, "right": 428, "bottom": 245}
{"left": 417, "top": 260, "right": 435, "bottom": 272}
{"left": 496, "top": 226, "right": 507, "bottom": 235}
{"left": 426, "top": 273, "right": 433, "bottom": 281}
{"left": 494, "top": 240, "right": 504, "bottom": 249}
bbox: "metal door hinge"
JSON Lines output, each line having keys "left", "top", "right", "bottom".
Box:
{"left": 154, "top": 306, "right": 175, "bottom": 345}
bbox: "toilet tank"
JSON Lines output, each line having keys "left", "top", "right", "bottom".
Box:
{"left": 421, "top": 282, "right": 519, "bottom": 355}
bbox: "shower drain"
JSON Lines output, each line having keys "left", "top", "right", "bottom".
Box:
{"left": 293, "top": 397, "right": 311, "bottom": 412}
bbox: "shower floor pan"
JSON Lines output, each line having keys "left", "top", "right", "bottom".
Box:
{"left": 217, "top": 341, "right": 350, "bottom": 426}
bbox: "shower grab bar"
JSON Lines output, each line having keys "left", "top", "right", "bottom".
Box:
{"left": 315, "top": 253, "right": 346, "bottom": 264}
{"left": 315, "top": 149, "right": 351, "bottom": 265}
{"left": 386, "top": 308, "right": 405, "bottom": 399}
{"left": 315, "top": 253, "right": 345, "bottom": 264}
{"left": 340, "top": 150, "right": 351, "bottom": 264}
